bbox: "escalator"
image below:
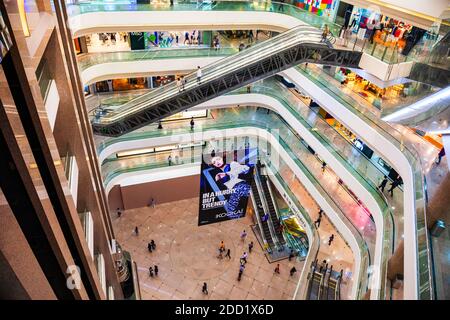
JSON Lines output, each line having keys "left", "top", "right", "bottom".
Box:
{"left": 250, "top": 175, "right": 274, "bottom": 249}
{"left": 92, "top": 25, "right": 362, "bottom": 136}
{"left": 259, "top": 174, "right": 286, "bottom": 246}
{"left": 307, "top": 260, "right": 342, "bottom": 300}
{"left": 307, "top": 260, "right": 325, "bottom": 300}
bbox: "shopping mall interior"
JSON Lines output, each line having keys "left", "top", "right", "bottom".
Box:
{"left": 0, "top": 0, "right": 449, "bottom": 302}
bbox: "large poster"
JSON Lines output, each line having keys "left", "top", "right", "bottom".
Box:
{"left": 198, "top": 148, "right": 257, "bottom": 226}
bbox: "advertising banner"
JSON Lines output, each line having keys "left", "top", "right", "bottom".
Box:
{"left": 198, "top": 148, "right": 257, "bottom": 226}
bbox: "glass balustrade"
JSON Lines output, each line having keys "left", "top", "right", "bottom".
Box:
{"left": 101, "top": 117, "right": 370, "bottom": 299}
{"left": 77, "top": 47, "right": 238, "bottom": 70}
{"left": 67, "top": 0, "right": 441, "bottom": 65}
{"left": 295, "top": 64, "right": 432, "bottom": 299}
{"left": 100, "top": 106, "right": 378, "bottom": 297}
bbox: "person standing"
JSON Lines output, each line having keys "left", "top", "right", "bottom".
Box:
{"left": 117, "top": 208, "right": 122, "bottom": 218}
{"left": 367, "top": 19, "right": 375, "bottom": 44}
{"left": 219, "top": 241, "right": 225, "bottom": 253}
{"left": 321, "top": 161, "right": 327, "bottom": 173}
{"left": 154, "top": 265, "right": 159, "bottom": 276}
{"left": 176, "top": 77, "right": 182, "bottom": 92}
{"left": 147, "top": 242, "right": 153, "bottom": 253}
{"left": 168, "top": 155, "right": 172, "bottom": 166}
{"left": 157, "top": 121, "right": 163, "bottom": 129}
{"left": 378, "top": 176, "right": 388, "bottom": 192}
{"left": 318, "top": 208, "right": 323, "bottom": 219}
{"left": 202, "top": 282, "right": 208, "bottom": 294}
{"left": 181, "top": 76, "right": 186, "bottom": 91}
{"left": 328, "top": 234, "right": 335, "bottom": 246}
{"left": 151, "top": 198, "right": 156, "bottom": 208}
{"left": 134, "top": 226, "right": 139, "bottom": 235}
{"left": 170, "top": 0, "right": 173, "bottom": 6}
{"left": 196, "top": 66, "right": 202, "bottom": 84}
{"left": 248, "top": 241, "right": 254, "bottom": 253}
{"left": 274, "top": 263, "right": 280, "bottom": 274}
{"left": 190, "top": 117, "right": 195, "bottom": 131}
{"left": 225, "top": 248, "right": 231, "bottom": 259}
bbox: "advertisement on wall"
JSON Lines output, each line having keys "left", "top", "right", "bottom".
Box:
{"left": 198, "top": 148, "right": 257, "bottom": 226}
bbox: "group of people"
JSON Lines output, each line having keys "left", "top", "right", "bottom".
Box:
{"left": 175, "top": 66, "right": 202, "bottom": 92}
{"left": 378, "top": 175, "right": 403, "bottom": 197}
{"left": 273, "top": 263, "right": 297, "bottom": 277}
{"left": 147, "top": 240, "right": 159, "bottom": 277}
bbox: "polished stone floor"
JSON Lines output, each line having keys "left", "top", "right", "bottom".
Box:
{"left": 113, "top": 198, "right": 307, "bottom": 300}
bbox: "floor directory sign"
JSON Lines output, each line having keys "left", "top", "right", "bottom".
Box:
{"left": 198, "top": 148, "right": 256, "bottom": 226}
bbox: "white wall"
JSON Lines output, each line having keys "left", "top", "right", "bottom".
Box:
{"left": 69, "top": 11, "right": 304, "bottom": 38}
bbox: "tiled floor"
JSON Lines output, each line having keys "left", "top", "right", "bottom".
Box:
{"left": 113, "top": 198, "right": 306, "bottom": 300}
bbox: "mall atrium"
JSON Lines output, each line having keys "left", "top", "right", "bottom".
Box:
{"left": 0, "top": 0, "right": 449, "bottom": 301}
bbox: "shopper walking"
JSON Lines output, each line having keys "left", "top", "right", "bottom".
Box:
{"left": 149, "top": 266, "right": 154, "bottom": 277}
{"left": 219, "top": 241, "right": 225, "bottom": 253}
{"left": 150, "top": 239, "right": 156, "bottom": 250}
{"left": 147, "top": 242, "right": 153, "bottom": 253}
{"left": 202, "top": 282, "right": 208, "bottom": 294}
{"left": 151, "top": 198, "right": 156, "bottom": 208}
{"left": 288, "top": 249, "right": 295, "bottom": 261}
{"left": 225, "top": 248, "right": 231, "bottom": 259}
{"left": 238, "top": 264, "right": 245, "bottom": 281}
{"left": 170, "top": 0, "right": 173, "bottom": 6}
{"left": 378, "top": 176, "right": 388, "bottom": 192}
{"left": 328, "top": 234, "right": 335, "bottom": 246}
{"left": 154, "top": 265, "right": 159, "bottom": 276}
{"left": 158, "top": 121, "right": 163, "bottom": 129}
{"left": 321, "top": 161, "right": 327, "bottom": 173}
{"left": 314, "top": 216, "right": 322, "bottom": 228}
{"left": 240, "top": 230, "right": 247, "bottom": 242}
{"left": 274, "top": 263, "right": 280, "bottom": 274}
{"left": 168, "top": 155, "right": 172, "bottom": 166}
{"left": 388, "top": 178, "right": 401, "bottom": 197}
{"left": 117, "top": 208, "right": 122, "bottom": 218}
{"left": 134, "top": 226, "right": 139, "bottom": 235}
{"left": 248, "top": 241, "right": 254, "bottom": 253}
{"left": 176, "top": 77, "right": 182, "bottom": 92}
{"left": 241, "top": 252, "right": 248, "bottom": 264}
{"left": 190, "top": 117, "right": 195, "bottom": 131}
{"left": 290, "top": 266, "right": 297, "bottom": 276}
{"left": 436, "top": 147, "right": 445, "bottom": 164}
{"left": 318, "top": 208, "right": 323, "bottom": 218}
{"left": 196, "top": 66, "right": 202, "bottom": 84}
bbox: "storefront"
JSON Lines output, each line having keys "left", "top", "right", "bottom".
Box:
{"left": 294, "top": 0, "right": 340, "bottom": 22}
{"left": 331, "top": 67, "right": 434, "bottom": 112}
